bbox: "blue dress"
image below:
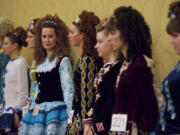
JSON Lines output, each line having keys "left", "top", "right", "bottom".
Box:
{"left": 18, "top": 56, "right": 75, "bottom": 135}
{"left": 0, "top": 45, "right": 10, "bottom": 104}
{"left": 155, "top": 61, "right": 180, "bottom": 135}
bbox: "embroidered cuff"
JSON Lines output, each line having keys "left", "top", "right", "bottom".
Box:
{"left": 84, "top": 118, "right": 92, "bottom": 125}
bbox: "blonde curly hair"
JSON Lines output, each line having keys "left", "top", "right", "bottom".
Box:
{"left": 0, "top": 17, "right": 14, "bottom": 39}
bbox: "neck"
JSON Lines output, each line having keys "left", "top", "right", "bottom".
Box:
{"left": 104, "top": 53, "right": 115, "bottom": 63}
{"left": 10, "top": 51, "right": 20, "bottom": 60}
{"left": 121, "top": 45, "right": 127, "bottom": 59}
{"left": 46, "top": 50, "right": 53, "bottom": 57}
{"left": 79, "top": 41, "right": 84, "bottom": 56}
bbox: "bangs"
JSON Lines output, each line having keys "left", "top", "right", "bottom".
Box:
{"left": 167, "top": 20, "right": 180, "bottom": 35}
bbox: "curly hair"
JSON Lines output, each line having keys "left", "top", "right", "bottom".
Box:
{"left": 34, "top": 14, "right": 71, "bottom": 65}
{"left": 73, "top": 10, "right": 100, "bottom": 58}
{"left": 0, "top": 17, "right": 14, "bottom": 40}
{"left": 5, "top": 26, "right": 27, "bottom": 50}
{"left": 167, "top": 1, "right": 180, "bottom": 35}
{"left": 105, "top": 6, "right": 152, "bottom": 61}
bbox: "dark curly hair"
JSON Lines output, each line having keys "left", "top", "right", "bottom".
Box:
{"left": 106, "top": 6, "right": 152, "bottom": 62}
{"left": 34, "top": 14, "right": 72, "bottom": 65}
{"left": 73, "top": 10, "right": 100, "bottom": 58}
{"left": 167, "top": 1, "right": 180, "bottom": 35}
{"left": 5, "top": 26, "right": 27, "bottom": 50}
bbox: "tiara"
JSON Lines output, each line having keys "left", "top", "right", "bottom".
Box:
{"left": 74, "top": 16, "right": 80, "bottom": 23}
{"left": 41, "top": 20, "right": 57, "bottom": 26}
{"left": 27, "top": 21, "right": 34, "bottom": 30}
{"left": 170, "top": 12, "right": 176, "bottom": 20}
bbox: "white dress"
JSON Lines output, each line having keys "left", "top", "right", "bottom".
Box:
{"left": 3, "top": 56, "right": 29, "bottom": 110}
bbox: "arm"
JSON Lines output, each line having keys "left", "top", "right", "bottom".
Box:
{"left": 80, "top": 56, "right": 97, "bottom": 119}
{"left": 29, "top": 61, "right": 38, "bottom": 103}
{"left": 59, "top": 57, "right": 75, "bottom": 114}
{"left": 134, "top": 64, "right": 159, "bottom": 132}
{"left": 15, "top": 59, "right": 29, "bottom": 110}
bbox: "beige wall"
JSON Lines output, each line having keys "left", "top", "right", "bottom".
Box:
{"left": 0, "top": 0, "right": 179, "bottom": 82}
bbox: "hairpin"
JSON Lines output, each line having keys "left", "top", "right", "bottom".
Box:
{"left": 170, "top": 12, "right": 176, "bottom": 20}
{"left": 74, "top": 16, "right": 80, "bottom": 23}
{"left": 27, "top": 21, "right": 34, "bottom": 30}
{"left": 41, "top": 20, "right": 57, "bottom": 26}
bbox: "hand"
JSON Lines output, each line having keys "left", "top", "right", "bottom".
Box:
{"left": 14, "top": 113, "right": 19, "bottom": 128}
{"left": 84, "top": 124, "right": 93, "bottom": 135}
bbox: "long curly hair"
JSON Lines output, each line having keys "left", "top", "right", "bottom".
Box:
{"left": 167, "top": 1, "right": 180, "bottom": 35}
{"left": 106, "top": 6, "right": 152, "bottom": 62}
{"left": 0, "top": 17, "right": 14, "bottom": 40}
{"left": 73, "top": 10, "right": 100, "bottom": 58}
{"left": 34, "top": 14, "right": 71, "bottom": 65}
{"left": 5, "top": 26, "right": 27, "bottom": 50}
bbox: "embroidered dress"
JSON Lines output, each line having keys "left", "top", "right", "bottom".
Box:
{"left": 65, "top": 55, "right": 102, "bottom": 135}
{"left": 0, "top": 45, "right": 10, "bottom": 104}
{"left": 84, "top": 60, "right": 122, "bottom": 135}
{"left": 155, "top": 61, "right": 180, "bottom": 135}
{"left": 109, "top": 56, "right": 158, "bottom": 135}
{"left": 18, "top": 56, "right": 75, "bottom": 135}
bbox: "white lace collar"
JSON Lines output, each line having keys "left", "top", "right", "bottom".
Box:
{"left": 36, "top": 56, "right": 59, "bottom": 73}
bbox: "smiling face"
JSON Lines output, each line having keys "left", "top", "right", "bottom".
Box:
{"left": 170, "top": 33, "right": 180, "bottom": 55}
{"left": 41, "top": 27, "right": 57, "bottom": 51}
{"left": 95, "top": 31, "right": 113, "bottom": 60}
{"left": 68, "top": 24, "right": 83, "bottom": 46}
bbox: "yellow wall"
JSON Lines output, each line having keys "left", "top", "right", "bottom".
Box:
{"left": 0, "top": 0, "right": 179, "bottom": 82}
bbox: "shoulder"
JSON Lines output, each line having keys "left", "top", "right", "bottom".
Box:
{"left": 60, "top": 56, "right": 71, "bottom": 65}
{"left": 81, "top": 55, "right": 94, "bottom": 62}
{"left": 130, "top": 56, "right": 153, "bottom": 78}
{"left": 15, "top": 57, "right": 28, "bottom": 67}
{"left": 131, "top": 56, "right": 150, "bottom": 71}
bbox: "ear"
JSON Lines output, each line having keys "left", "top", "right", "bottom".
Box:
{"left": 13, "top": 43, "right": 19, "bottom": 49}
{"left": 80, "top": 35, "right": 84, "bottom": 40}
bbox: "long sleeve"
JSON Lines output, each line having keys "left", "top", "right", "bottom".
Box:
{"left": 59, "top": 57, "right": 75, "bottom": 114}
{"left": 80, "top": 56, "right": 97, "bottom": 119}
{"left": 134, "top": 64, "right": 159, "bottom": 132}
{"left": 15, "top": 60, "right": 29, "bottom": 110}
{"left": 29, "top": 61, "right": 38, "bottom": 102}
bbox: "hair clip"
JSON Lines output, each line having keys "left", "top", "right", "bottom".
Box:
{"left": 74, "top": 16, "right": 80, "bottom": 23}
{"left": 170, "top": 12, "right": 176, "bottom": 20}
{"left": 27, "top": 21, "right": 34, "bottom": 30}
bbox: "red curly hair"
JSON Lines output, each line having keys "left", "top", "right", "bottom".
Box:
{"left": 73, "top": 10, "right": 100, "bottom": 58}
{"left": 34, "top": 14, "right": 72, "bottom": 65}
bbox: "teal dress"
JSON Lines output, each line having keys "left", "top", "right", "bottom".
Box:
{"left": 0, "top": 45, "right": 10, "bottom": 104}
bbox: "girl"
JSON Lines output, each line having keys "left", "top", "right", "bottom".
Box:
{"left": 155, "top": 1, "right": 180, "bottom": 134}
{"left": 1, "top": 26, "right": 28, "bottom": 134}
{"left": 0, "top": 17, "right": 14, "bottom": 105}
{"left": 83, "top": 22, "right": 123, "bottom": 135}
{"left": 66, "top": 10, "right": 102, "bottom": 135}
{"left": 18, "top": 15, "right": 75, "bottom": 135}
{"left": 107, "top": 6, "right": 158, "bottom": 135}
